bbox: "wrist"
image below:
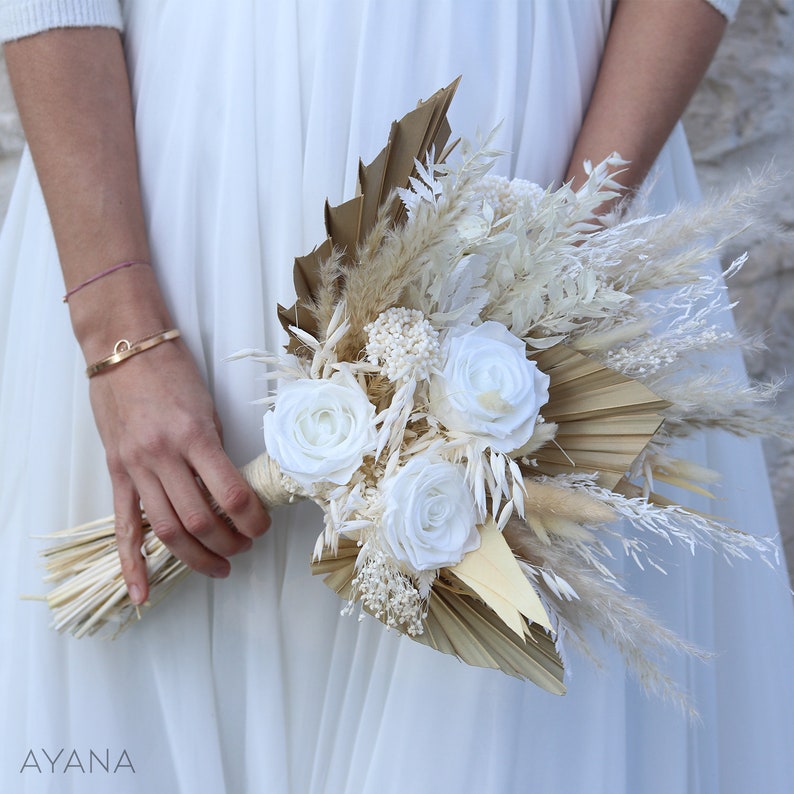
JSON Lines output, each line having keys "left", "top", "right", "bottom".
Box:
{"left": 85, "top": 328, "right": 181, "bottom": 378}
{"left": 67, "top": 263, "right": 175, "bottom": 363}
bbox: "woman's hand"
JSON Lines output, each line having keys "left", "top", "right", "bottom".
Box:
{"left": 4, "top": 28, "right": 271, "bottom": 605}
{"left": 89, "top": 338, "right": 271, "bottom": 605}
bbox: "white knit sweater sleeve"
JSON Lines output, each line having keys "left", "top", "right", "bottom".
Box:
{"left": 0, "top": 0, "right": 122, "bottom": 43}
{"left": 705, "top": 0, "right": 741, "bottom": 21}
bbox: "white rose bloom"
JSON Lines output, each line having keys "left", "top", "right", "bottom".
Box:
{"left": 429, "top": 321, "right": 550, "bottom": 453}
{"left": 381, "top": 456, "right": 480, "bottom": 572}
{"left": 263, "top": 376, "right": 376, "bottom": 491}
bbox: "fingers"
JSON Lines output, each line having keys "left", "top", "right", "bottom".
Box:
{"left": 112, "top": 472, "right": 149, "bottom": 605}
{"left": 91, "top": 346, "right": 270, "bottom": 585}
{"left": 136, "top": 467, "right": 251, "bottom": 579}
{"left": 188, "top": 439, "right": 272, "bottom": 540}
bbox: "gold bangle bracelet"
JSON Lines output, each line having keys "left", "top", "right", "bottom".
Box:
{"left": 86, "top": 329, "right": 181, "bottom": 378}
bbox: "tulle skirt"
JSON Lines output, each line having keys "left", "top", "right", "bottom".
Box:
{"left": 1, "top": 2, "right": 793, "bottom": 792}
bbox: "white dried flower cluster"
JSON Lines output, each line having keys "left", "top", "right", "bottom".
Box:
{"left": 348, "top": 545, "right": 426, "bottom": 636}
{"left": 605, "top": 340, "right": 678, "bottom": 377}
{"left": 364, "top": 307, "right": 441, "bottom": 383}
{"left": 479, "top": 174, "right": 544, "bottom": 220}
{"left": 606, "top": 324, "right": 734, "bottom": 378}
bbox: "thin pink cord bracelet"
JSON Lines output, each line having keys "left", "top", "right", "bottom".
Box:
{"left": 62, "top": 260, "right": 151, "bottom": 303}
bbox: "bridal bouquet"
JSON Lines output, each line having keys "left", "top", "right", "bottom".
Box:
{"left": 38, "top": 81, "right": 783, "bottom": 704}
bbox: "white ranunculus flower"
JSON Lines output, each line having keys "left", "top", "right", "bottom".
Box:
{"left": 263, "top": 375, "right": 376, "bottom": 492}
{"left": 381, "top": 456, "right": 480, "bottom": 572}
{"left": 429, "top": 321, "right": 550, "bottom": 453}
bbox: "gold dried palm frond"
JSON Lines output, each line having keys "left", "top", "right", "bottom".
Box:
{"left": 532, "top": 345, "right": 669, "bottom": 488}
{"left": 311, "top": 536, "right": 565, "bottom": 693}
{"left": 277, "top": 78, "right": 460, "bottom": 352}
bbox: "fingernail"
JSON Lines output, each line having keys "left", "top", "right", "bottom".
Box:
{"left": 129, "top": 584, "right": 143, "bottom": 604}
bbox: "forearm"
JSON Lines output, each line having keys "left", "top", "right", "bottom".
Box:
{"left": 4, "top": 27, "right": 273, "bottom": 590}
{"left": 4, "top": 27, "right": 170, "bottom": 362}
{"left": 566, "top": 0, "right": 727, "bottom": 198}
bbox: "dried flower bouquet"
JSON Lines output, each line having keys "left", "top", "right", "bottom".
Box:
{"left": 36, "top": 80, "right": 783, "bottom": 705}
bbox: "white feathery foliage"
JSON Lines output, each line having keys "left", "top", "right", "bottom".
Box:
{"left": 512, "top": 535, "right": 707, "bottom": 713}
{"left": 481, "top": 156, "right": 632, "bottom": 347}
{"left": 657, "top": 374, "right": 791, "bottom": 439}
{"left": 401, "top": 137, "right": 501, "bottom": 326}
{"left": 396, "top": 150, "right": 444, "bottom": 219}
{"left": 543, "top": 472, "right": 778, "bottom": 569}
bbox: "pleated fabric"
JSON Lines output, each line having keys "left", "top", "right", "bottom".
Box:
{"left": 1, "top": 2, "right": 793, "bottom": 792}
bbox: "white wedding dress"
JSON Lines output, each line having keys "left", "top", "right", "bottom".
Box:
{"left": 1, "top": 2, "right": 793, "bottom": 792}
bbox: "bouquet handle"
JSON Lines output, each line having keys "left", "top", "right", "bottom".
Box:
{"left": 37, "top": 452, "right": 303, "bottom": 638}
{"left": 239, "top": 452, "right": 307, "bottom": 509}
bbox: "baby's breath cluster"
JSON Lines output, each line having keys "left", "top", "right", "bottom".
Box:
{"left": 349, "top": 545, "right": 426, "bottom": 635}
{"left": 365, "top": 307, "right": 441, "bottom": 383}
{"left": 479, "top": 174, "right": 545, "bottom": 220}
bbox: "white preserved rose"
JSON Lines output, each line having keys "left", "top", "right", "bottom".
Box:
{"left": 429, "top": 321, "right": 550, "bottom": 453}
{"left": 263, "top": 376, "right": 376, "bottom": 491}
{"left": 381, "top": 456, "right": 480, "bottom": 572}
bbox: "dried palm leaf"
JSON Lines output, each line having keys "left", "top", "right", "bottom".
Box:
{"left": 277, "top": 79, "right": 460, "bottom": 350}
{"left": 311, "top": 535, "right": 565, "bottom": 693}
{"left": 532, "top": 345, "right": 669, "bottom": 487}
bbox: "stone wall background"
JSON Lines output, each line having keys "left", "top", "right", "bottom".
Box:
{"left": 0, "top": 2, "right": 792, "bottom": 575}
